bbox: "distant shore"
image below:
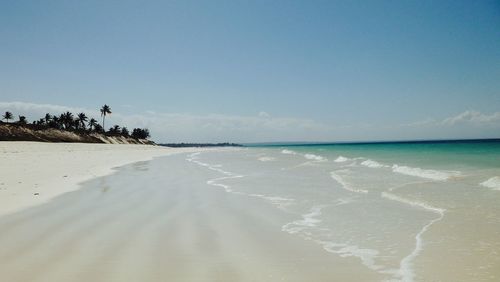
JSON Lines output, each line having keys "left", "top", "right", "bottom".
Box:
{"left": 160, "top": 142, "right": 243, "bottom": 148}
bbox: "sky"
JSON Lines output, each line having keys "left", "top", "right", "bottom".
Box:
{"left": 0, "top": 0, "right": 499, "bottom": 143}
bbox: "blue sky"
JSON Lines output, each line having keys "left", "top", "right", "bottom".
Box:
{"left": 0, "top": 0, "right": 499, "bottom": 142}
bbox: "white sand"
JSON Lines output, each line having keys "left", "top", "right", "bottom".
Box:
{"left": 0, "top": 151, "right": 378, "bottom": 282}
{"left": 0, "top": 141, "right": 201, "bottom": 216}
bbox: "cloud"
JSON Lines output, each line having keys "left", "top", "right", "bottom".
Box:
{"left": 406, "top": 110, "right": 500, "bottom": 128}
{"left": 0, "top": 101, "right": 334, "bottom": 143}
{"left": 1, "top": 102, "right": 498, "bottom": 142}
{"left": 441, "top": 110, "right": 500, "bottom": 125}
{"left": 258, "top": 111, "right": 270, "bottom": 118}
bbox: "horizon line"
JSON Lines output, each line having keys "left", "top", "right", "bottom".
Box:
{"left": 243, "top": 137, "right": 500, "bottom": 146}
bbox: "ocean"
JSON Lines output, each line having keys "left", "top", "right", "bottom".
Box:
{"left": 188, "top": 140, "right": 500, "bottom": 281}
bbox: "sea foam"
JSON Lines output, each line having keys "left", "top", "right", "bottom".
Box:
{"left": 322, "top": 242, "right": 382, "bottom": 271}
{"left": 391, "top": 165, "right": 460, "bottom": 181}
{"left": 480, "top": 176, "right": 500, "bottom": 190}
{"left": 281, "top": 149, "right": 297, "bottom": 155}
{"left": 330, "top": 170, "right": 369, "bottom": 194}
{"left": 334, "top": 156, "right": 350, "bottom": 162}
{"left": 249, "top": 194, "right": 295, "bottom": 209}
{"left": 258, "top": 156, "right": 276, "bottom": 162}
{"left": 304, "top": 153, "right": 327, "bottom": 161}
{"left": 361, "top": 159, "right": 388, "bottom": 168}
{"left": 381, "top": 192, "right": 445, "bottom": 214}
{"left": 381, "top": 192, "right": 445, "bottom": 282}
{"left": 282, "top": 206, "right": 324, "bottom": 234}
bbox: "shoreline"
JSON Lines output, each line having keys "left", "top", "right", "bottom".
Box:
{"left": 0, "top": 141, "right": 205, "bottom": 217}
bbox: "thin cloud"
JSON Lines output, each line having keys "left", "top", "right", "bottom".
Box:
{"left": 1, "top": 102, "right": 498, "bottom": 142}
{"left": 0, "top": 101, "right": 334, "bottom": 143}
{"left": 441, "top": 110, "right": 500, "bottom": 126}
{"left": 407, "top": 110, "right": 500, "bottom": 127}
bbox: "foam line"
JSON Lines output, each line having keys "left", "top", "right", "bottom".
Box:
{"left": 282, "top": 206, "right": 324, "bottom": 234}
{"left": 391, "top": 165, "right": 460, "bottom": 181}
{"left": 381, "top": 192, "right": 445, "bottom": 282}
{"left": 282, "top": 205, "right": 383, "bottom": 271}
{"left": 334, "top": 156, "right": 351, "bottom": 162}
{"left": 304, "top": 154, "right": 327, "bottom": 161}
{"left": 330, "top": 170, "right": 369, "bottom": 194}
{"left": 480, "top": 176, "right": 500, "bottom": 190}
{"left": 186, "top": 152, "right": 243, "bottom": 193}
{"left": 360, "top": 159, "right": 388, "bottom": 168}
{"left": 187, "top": 152, "right": 296, "bottom": 210}
{"left": 281, "top": 149, "right": 297, "bottom": 155}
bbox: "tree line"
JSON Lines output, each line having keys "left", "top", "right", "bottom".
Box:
{"left": 1, "top": 104, "right": 150, "bottom": 140}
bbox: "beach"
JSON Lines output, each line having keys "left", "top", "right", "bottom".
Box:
{"left": 0, "top": 142, "right": 200, "bottom": 216}
{"left": 1, "top": 141, "right": 500, "bottom": 281}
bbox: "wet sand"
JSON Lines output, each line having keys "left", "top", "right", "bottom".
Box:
{"left": 0, "top": 153, "right": 381, "bottom": 282}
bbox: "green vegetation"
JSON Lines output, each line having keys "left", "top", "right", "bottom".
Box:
{"left": 100, "top": 104, "right": 112, "bottom": 130}
{"left": 2, "top": 111, "right": 13, "bottom": 123}
{"left": 0, "top": 105, "right": 151, "bottom": 140}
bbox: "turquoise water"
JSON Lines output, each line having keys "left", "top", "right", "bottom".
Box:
{"left": 190, "top": 141, "right": 500, "bottom": 281}
{"left": 260, "top": 140, "right": 500, "bottom": 170}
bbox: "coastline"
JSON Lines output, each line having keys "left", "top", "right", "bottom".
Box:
{"left": 0, "top": 141, "right": 204, "bottom": 217}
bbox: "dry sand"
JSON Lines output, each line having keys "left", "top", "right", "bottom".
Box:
{"left": 0, "top": 141, "right": 201, "bottom": 216}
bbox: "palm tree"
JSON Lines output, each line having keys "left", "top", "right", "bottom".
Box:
{"left": 50, "top": 115, "right": 61, "bottom": 129}
{"left": 2, "top": 111, "right": 13, "bottom": 123}
{"left": 121, "top": 127, "right": 129, "bottom": 137}
{"left": 60, "top": 111, "right": 74, "bottom": 130}
{"left": 76, "top": 112, "right": 88, "bottom": 130}
{"left": 18, "top": 116, "right": 27, "bottom": 125}
{"left": 109, "top": 124, "right": 121, "bottom": 134}
{"left": 44, "top": 113, "right": 52, "bottom": 124}
{"left": 100, "top": 104, "right": 112, "bottom": 130}
{"left": 131, "top": 128, "right": 150, "bottom": 139}
{"left": 88, "top": 118, "right": 98, "bottom": 131}
{"left": 94, "top": 124, "right": 104, "bottom": 133}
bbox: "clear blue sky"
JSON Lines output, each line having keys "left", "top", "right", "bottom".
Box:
{"left": 0, "top": 0, "right": 499, "bottom": 142}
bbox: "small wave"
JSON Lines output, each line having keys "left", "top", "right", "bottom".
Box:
{"left": 381, "top": 192, "right": 444, "bottom": 214}
{"left": 391, "top": 165, "right": 460, "bottom": 181}
{"left": 282, "top": 206, "right": 383, "bottom": 273}
{"left": 304, "top": 154, "right": 327, "bottom": 161}
{"left": 480, "top": 176, "right": 500, "bottom": 190}
{"left": 282, "top": 206, "right": 324, "bottom": 234}
{"left": 381, "top": 192, "right": 445, "bottom": 282}
{"left": 249, "top": 194, "right": 295, "bottom": 209}
{"left": 258, "top": 156, "right": 276, "bottom": 162}
{"left": 361, "top": 159, "right": 388, "bottom": 168}
{"left": 322, "top": 242, "right": 382, "bottom": 271}
{"left": 281, "top": 149, "right": 297, "bottom": 155}
{"left": 334, "top": 156, "right": 350, "bottom": 163}
{"left": 330, "top": 170, "right": 369, "bottom": 194}
{"left": 186, "top": 153, "right": 244, "bottom": 193}
{"left": 206, "top": 175, "right": 243, "bottom": 192}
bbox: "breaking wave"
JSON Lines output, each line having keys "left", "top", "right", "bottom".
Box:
{"left": 480, "top": 176, "right": 500, "bottom": 190}
{"left": 281, "top": 149, "right": 297, "bottom": 155}
{"left": 391, "top": 165, "right": 460, "bottom": 181}
{"left": 258, "top": 156, "right": 276, "bottom": 162}
{"left": 304, "top": 153, "right": 327, "bottom": 161}
{"left": 334, "top": 156, "right": 351, "bottom": 163}
{"left": 360, "top": 159, "right": 387, "bottom": 168}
